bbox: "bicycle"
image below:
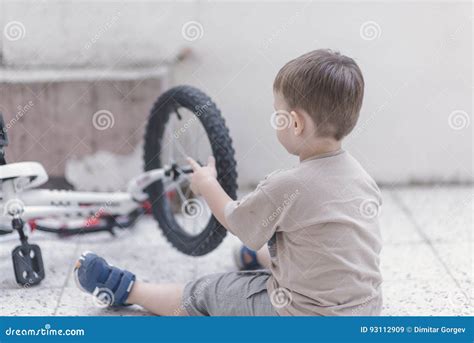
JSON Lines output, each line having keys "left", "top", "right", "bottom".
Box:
{"left": 0, "top": 85, "right": 238, "bottom": 286}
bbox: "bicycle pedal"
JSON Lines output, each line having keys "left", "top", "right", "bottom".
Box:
{"left": 11, "top": 243, "right": 45, "bottom": 286}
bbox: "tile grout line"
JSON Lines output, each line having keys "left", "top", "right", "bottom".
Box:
{"left": 390, "top": 190, "right": 468, "bottom": 298}
{"left": 52, "top": 240, "right": 82, "bottom": 315}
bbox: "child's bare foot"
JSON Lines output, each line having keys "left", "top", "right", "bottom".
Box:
{"left": 233, "top": 245, "right": 263, "bottom": 270}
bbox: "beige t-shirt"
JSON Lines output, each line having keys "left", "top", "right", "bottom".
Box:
{"left": 224, "top": 150, "right": 383, "bottom": 316}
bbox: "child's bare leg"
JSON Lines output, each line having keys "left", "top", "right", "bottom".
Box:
{"left": 256, "top": 245, "right": 271, "bottom": 268}
{"left": 126, "top": 281, "right": 187, "bottom": 316}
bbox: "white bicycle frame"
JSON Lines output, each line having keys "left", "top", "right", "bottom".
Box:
{"left": 0, "top": 161, "right": 186, "bottom": 226}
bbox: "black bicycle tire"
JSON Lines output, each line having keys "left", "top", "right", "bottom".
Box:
{"left": 143, "top": 85, "right": 238, "bottom": 256}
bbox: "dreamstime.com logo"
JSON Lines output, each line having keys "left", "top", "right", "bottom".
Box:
{"left": 261, "top": 189, "right": 300, "bottom": 228}
{"left": 181, "top": 198, "right": 204, "bottom": 219}
{"left": 359, "top": 21, "right": 381, "bottom": 41}
{"left": 1, "top": 100, "right": 35, "bottom": 133}
{"left": 270, "top": 110, "right": 292, "bottom": 130}
{"left": 3, "top": 21, "right": 26, "bottom": 41}
{"left": 448, "top": 110, "right": 470, "bottom": 130}
{"left": 92, "top": 287, "right": 115, "bottom": 308}
{"left": 261, "top": 11, "right": 300, "bottom": 50}
{"left": 448, "top": 289, "right": 471, "bottom": 309}
{"left": 92, "top": 110, "right": 115, "bottom": 130}
{"left": 270, "top": 287, "right": 293, "bottom": 309}
{"left": 85, "top": 200, "right": 112, "bottom": 228}
{"left": 181, "top": 21, "right": 204, "bottom": 41}
{"left": 83, "top": 11, "right": 122, "bottom": 51}
{"left": 359, "top": 198, "right": 380, "bottom": 219}
{"left": 3, "top": 199, "right": 25, "bottom": 217}
{"left": 349, "top": 294, "right": 379, "bottom": 315}
{"left": 4, "top": 323, "right": 85, "bottom": 337}
{"left": 174, "top": 278, "right": 211, "bottom": 315}
{"left": 173, "top": 101, "right": 211, "bottom": 139}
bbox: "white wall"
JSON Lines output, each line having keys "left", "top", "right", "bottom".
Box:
{"left": 1, "top": 0, "right": 472, "bottom": 186}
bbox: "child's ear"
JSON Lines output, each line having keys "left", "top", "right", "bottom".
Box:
{"left": 290, "top": 110, "right": 304, "bottom": 136}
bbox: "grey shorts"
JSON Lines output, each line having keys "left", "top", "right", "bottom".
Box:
{"left": 182, "top": 270, "right": 278, "bottom": 316}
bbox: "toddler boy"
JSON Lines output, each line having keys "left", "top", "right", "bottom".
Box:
{"left": 75, "top": 49, "right": 383, "bottom": 316}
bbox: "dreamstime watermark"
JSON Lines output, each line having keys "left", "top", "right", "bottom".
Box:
{"left": 181, "top": 198, "right": 204, "bottom": 219}
{"left": 91, "top": 287, "right": 115, "bottom": 308}
{"left": 2, "top": 100, "right": 35, "bottom": 133}
{"left": 7, "top": 278, "right": 34, "bottom": 289}
{"left": 174, "top": 278, "right": 211, "bottom": 315}
{"left": 83, "top": 11, "right": 122, "bottom": 52}
{"left": 261, "top": 11, "right": 300, "bottom": 50}
{"left": 3, "top": 21, "right": 26, "bottom": 41}
{"left": 270, "top": 287, "right": 292, "bottom": 308}
{"left": 181, "top": 21, "right": 204, "bottom": 41}
{"left": 417, "top": 283, "right": 471, "bottom": 315}
{"left": 3, "top": 199, "right": 25, "bottom": 217}
{"left": 448, "top": 110, "right": 470, "bottom": 130}
{"left": 92, "top": 110, "right": 115, "bottom": 130}
{"left": 359, "top": 21, "right": 381, "bottom": 41}
{"left": 359, "top": 198, "right": 380, "bottom": 219}
{"left": 350, "top": 99, "right": 390, "bottom": 140}
{"left": 448, "top": 289, "right": 471, "bottom": 309}
{"left": 85, "top": 200, "right": 112, "bottom": 228}
{"left": 270, "top": 110, "right": 292, "bottom": 130}
{"left": 5, "top": 323, "right": 85, "bottom": 337}
{"left": 261, "top": 189, "right": 300, "bottom": 228}
{"left": 173, "top": 101, "right": 211, "bottom": 139}
{"left": 350, "top": 294, "right": 379, "bottom": 315}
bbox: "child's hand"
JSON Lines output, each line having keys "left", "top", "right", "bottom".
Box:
{"left": 187, "top": 156, "right": 218, "bottom": 195}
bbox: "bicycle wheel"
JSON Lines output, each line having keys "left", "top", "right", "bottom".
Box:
{"left": 143, "top": 85, "right": 238, "bottom": 256}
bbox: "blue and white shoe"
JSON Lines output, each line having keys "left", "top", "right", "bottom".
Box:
{"left": 74, "top": 252, "right": 136, "bottom": 307}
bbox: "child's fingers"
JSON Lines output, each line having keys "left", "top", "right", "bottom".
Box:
{"left": 186, "top": 157, "right": 201, "bottom": 171}
{"left": 207, "top": 156, "right": 216, "bottom": 168}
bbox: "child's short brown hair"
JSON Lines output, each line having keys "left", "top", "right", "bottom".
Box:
{"left": 273, "top": 49, "right": 364, "bottom": 140}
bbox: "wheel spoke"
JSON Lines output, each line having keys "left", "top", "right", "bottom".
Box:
{"left": 173, "top": 181, "right": 188, "bottom": 204}
{"left": 168, "top": 116, "right": 176, "bottom": 164}
{"left": 173, "top": 136, "right": 189, "bottom": 161}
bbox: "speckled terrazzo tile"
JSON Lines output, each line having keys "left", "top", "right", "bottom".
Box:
{"left": 0, "top": 287, "right": 62, "bottom": 316}
{"left": 379, "top": 191, "right": 424, "bottom": 245}
{"left": 380, "top": 243, "right": 447, "bottom": 282}
{"left": 382, "top": 279, "right": 472, "bottom": 316}
{"left": 455, "top": 280, "right": 473, "bottom": 308}
{"left": 55, "top": 287, "right": 151, "bottom": 316}
{"left": 431, "top": 241, "right": 473, "bottom": 287}
{"left": 394, "top": 186, "right": 473, "bottom": 244}
{"left": 2, "top": 186, "right": 472, "bottom": 316}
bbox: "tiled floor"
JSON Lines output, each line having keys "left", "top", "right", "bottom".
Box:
{"left": 0, "top": 186, "right": 472, "bottom": 316}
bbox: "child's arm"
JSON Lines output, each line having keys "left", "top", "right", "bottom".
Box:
{"left": 187, "top": 156, "right": 232, "bottom": 229}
